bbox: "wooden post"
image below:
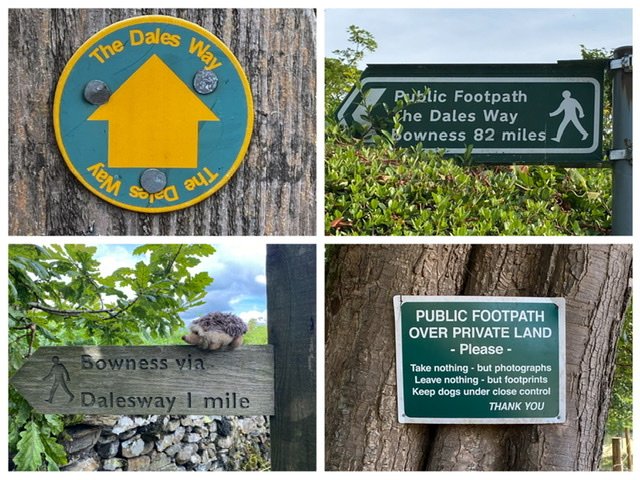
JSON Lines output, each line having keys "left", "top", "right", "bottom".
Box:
{"left": 612, "top": 437, "right": 623, "bottom": 471}
{"left": 624, "top": 428, "right": 632, "bottom": 471}
{"left": 267, "top": 245, "right": 316, "bottom": 471}
{"left": 8, "top": 9, "right": 316, "bottom": 235}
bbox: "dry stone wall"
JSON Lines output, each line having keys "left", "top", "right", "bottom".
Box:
{"left": 60, "top": 415, "right": 270, "bottom": 471}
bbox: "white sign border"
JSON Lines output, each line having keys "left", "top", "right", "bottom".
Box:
{"left": 393, "top": 295, "right": 566, "bottom": 424}
{"left": 338, "top": 77, "right": 601, "bottom": 154}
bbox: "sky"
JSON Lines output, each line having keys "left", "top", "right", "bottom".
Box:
{"left": 94, "top": 244, "right": 266, "bottom": 326}
{"left": 325, "top": 9, "right": 633, "bottom": 68}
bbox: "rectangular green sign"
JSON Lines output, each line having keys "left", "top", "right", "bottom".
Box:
{"left": 393, "top": 296, "right": 565, "bottom": 424}
{"left": 337, "top": 61, "right": 606, "bottom": 166}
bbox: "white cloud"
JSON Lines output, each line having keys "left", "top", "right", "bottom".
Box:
{"left": 94, "top": 245, "right": 143, "bottom": 277}
{"left": 187, "top": 243, "right": 266, "bottom": 277}
{"left": 91, "top": 243, "right": 267, "bottom": 320}
{"left": 237, "top": 310, "right": 267, "bottom": 324}
{"left": 228, "top": 295, "right": 246, "bottom": 306}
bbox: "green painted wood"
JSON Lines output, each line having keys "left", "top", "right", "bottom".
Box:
{"left": 10, "top": 345, "right": 274, "bottom": 415}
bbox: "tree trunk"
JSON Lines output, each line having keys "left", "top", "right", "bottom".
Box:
{"left": 325, "top": 244, "right": 631, "bottom": 471}
{"left": 8, "top": 8, "right": 315, "bottom": 236}
{"left": 325, "top": 245, "right": 472, "bottom": 470}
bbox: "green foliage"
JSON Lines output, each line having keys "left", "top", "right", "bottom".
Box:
{"left": 606, "top": 301, "right": 632, "bottom": 436}
{"left": 243, "top": 319, "right": 268, "bottom": 345}
{"left": 9, "top": 244, "right": 214, "bottom": 347}
{"left": 325, "top": 58, "right": 360, "bottom": 115}
{"left": 236, "top": 442, "right": 271, "bottom": 471}
{"left": 580, "top": 45, "right": 612, "bottom": 61}
{"left": 13, "top": 421, "right": 47, "bottom": 471}
{"left": 8, "top": 244, "right": 215, "bottom": 470}
{"left": 10, "top": 394, "right": 67, "bottom": 471}
{"left": 325, "top": 25, "right": 378, "bottom": 114}
{"left": 580, "top": 45, "right": 613, "bottom": 152}
{"left": 333, "top": 25, "right": 378, "bottom": 68}
{"left": 326, "top": 140, "right": 611, "bottom": 235}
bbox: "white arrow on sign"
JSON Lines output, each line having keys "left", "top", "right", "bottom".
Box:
{"left": 337, "top": 87, "right": 386, "bottom": 129}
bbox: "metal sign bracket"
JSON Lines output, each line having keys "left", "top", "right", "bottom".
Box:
{"left": 609, "top": 54, "right": 632, "bottom": 73}
{"left": 609, "top": 148, "right": 632, "bottom": 162}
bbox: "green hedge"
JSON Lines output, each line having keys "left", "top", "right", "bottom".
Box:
{"left": 325, "top": 136, "right": 611, "bottom": 236}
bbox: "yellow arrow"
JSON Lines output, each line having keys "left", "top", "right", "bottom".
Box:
{"left": 88, "top": 54, "right": 218, "bottom": 169}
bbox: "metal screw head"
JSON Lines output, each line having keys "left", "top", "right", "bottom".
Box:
{"left": 84, "top": 80, "right": 111, "bottom": 105}
{"left": 140, "top": 169, "right": 167, "bottom": 194}
{"left": 193, "top": 69, "right": 218, "bottom": 94}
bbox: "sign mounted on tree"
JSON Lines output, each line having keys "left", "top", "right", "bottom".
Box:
{"left": 337, "top": 61, "right": 605, "bottom": 166}
{"left": 393, "top": 296, "right": 565, "bottom": 424}
{"left": 10, "top": 345, "right": 274, "bottom": 415}
{"left": 53, "top": 15, "right": 254, "bottom": 213}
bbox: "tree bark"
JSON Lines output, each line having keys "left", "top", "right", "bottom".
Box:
{"left": 325, "top": 244, "right": 631, "bottom": 471}
{"left": 325, "top": 245, "right": 472, "bottom": 470}
{"left": 9, "top": 8, "right": 316, "bottom": 236}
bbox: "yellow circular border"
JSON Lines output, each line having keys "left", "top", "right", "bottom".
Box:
{"left": 53, "top": 15, "right": 254, "bottom": 214}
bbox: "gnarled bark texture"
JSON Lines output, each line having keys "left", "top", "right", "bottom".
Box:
{"left": 325, "top": 245, "right": 472, "bottom": 470}
{"left": 325, "top": 244, "right": 631, "bottom": 471}
{"left": 9, "top": 9, "right": 315, "bottom": 235}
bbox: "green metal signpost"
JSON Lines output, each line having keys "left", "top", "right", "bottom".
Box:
{"left": 337, "top": 61, "right": 605, "bottom": 166}
{"left": 393, "top": 296, "right": 565, "bottom": 424}
{"left": 610, "top": 47, "right": 633, "bottom": 235}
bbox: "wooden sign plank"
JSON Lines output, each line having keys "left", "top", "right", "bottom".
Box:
{"left": 10, "top": 345, "right": 274, "bottom": 415}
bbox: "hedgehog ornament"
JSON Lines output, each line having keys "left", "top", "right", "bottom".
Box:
{"left": 182, "top": 312, "right": 248, "bottom": 351}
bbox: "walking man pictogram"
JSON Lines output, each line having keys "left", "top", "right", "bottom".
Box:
{"left": 549, "top": 90, "right": 589, "bottom": 142}
{"left": 43, "top": 356, "right": 74, "bottom": 403}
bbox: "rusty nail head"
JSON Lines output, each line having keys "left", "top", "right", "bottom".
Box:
{"left": 84, "top": 80, "right": 111, "bottom": 105}
{"left": 193, "top": 69, "right": 218, "bottom": 94}
{"left": 140, "top": 169, "right": 167, "bottom": 194}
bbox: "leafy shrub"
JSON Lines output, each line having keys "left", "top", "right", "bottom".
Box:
{"left": 325, "top": 135, "right": 611, "bottom": 235}
{"left": 8, "top": 244, "right": 215, "bottom": 470}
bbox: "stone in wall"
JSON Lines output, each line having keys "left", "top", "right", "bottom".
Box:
{"left": 59, "top": 415, "right": 270, "bottom": 471}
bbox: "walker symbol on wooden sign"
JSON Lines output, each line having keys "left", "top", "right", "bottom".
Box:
{"left": 53, "top": 15, "right": 254, "bottom": 213}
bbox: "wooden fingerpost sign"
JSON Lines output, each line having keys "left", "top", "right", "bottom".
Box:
{"left": 10, "top": 345, "right": 274, "bottom": 415}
